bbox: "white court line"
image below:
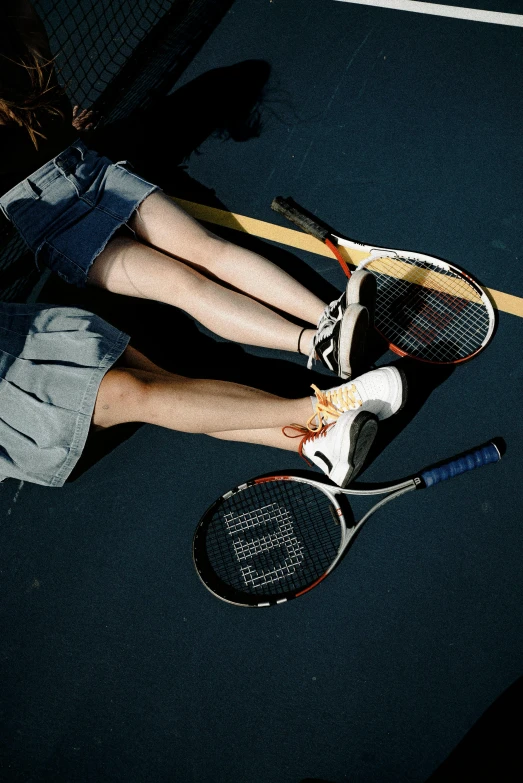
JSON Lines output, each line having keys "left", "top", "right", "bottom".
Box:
{"left": 334, "top": 0, "right": 523, "bottom": 27}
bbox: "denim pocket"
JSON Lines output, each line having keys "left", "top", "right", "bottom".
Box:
{"left": 23, "top": 179, "right": 42, "bottom": 200}
{"left": 1, "top": 179, "right": 41, "bottom": 236}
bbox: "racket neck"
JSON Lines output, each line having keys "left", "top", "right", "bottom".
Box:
{"left": 325, "top": 238, "right": 351, "bottom": 278}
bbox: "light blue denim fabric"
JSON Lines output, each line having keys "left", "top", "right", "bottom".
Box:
{"left": 0, "top": 302, "right": 129, "bottom": 486}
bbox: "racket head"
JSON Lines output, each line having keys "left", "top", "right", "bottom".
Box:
{"left": 338, "top": 240, "right": 496, "bottom": 364}
{"left": 270, "top": 198, "right": 495, "bottom": 365}
{"left": 193, "top": 475, "right": 347, "bottom": 607}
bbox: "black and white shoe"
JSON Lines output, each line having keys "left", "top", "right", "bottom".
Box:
{"left": 308, "top": 301, "right": 369, "bottom": 379}
{"left": 300, "top": 408, "right": 379, "bottom": 487}
{"left": 346, "top": 270, "right": 377, "bottom": 329}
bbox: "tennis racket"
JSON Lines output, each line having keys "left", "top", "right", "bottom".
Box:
{"left": 193, "top": 441, "right": 501, "bottom": 607}
{"left": 271, "top": 196, "right": 495, "bottom": 365}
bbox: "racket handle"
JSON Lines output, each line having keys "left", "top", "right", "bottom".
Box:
{"left": 420, "top": 442, "right": 501, "bottom": 488}
{"left": 271, "top": 196, "right": 330, "bottom": 242}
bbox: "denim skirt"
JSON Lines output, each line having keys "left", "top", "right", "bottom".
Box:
{"left": 0, "top": 139, "right": 158, "bottom": 286}
{"left": 0, "top": 303, "right": 129, "bottom": 487}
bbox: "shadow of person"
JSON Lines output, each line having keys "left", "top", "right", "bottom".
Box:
{"left": 92, "top": 59, "right": 271, "bottom": 203}
{"left": 368, "top": 356, "right": 455, "bottom": 461}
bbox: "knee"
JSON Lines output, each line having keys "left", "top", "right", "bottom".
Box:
{"left": 191, "top": 232, "right": 232, "bottom": 274}
{"left": 93, "top": 368, "right": 152, "bottom": 427}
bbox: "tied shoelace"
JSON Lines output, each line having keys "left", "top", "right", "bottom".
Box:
{"left": 282, "top": 421, "right": 336, "bottom": 464}
{"left": 306, "top": 382, "right": 363, "bottom": 432}
{"left": 281, "top": 377, "right": 363, "bottom": 463}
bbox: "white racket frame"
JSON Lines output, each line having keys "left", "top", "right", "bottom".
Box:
{"left": 331, "top": 236, "right": 496, "bottom": 362}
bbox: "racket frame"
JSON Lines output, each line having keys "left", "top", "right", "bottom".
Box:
{"left": 193, "top": 442, "right": 501, "bottom": 607}
{"left": 194, "top": 474, "right": 349, "bottom": 607}
{"left": 334, "top": 236, "right": 495, "bottom": 364}
{"left": 193, "top": 473, "right": 417, "bottom": 607}
{"left": 271, "top": 196, "right": 496, "bottom": 364}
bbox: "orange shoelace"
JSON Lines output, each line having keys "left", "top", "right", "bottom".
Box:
{"left": 282, "top": 382, "right": 363, "bottom": 463}
{"left": 282, "top": 421, "right": 335, "bottom": 463}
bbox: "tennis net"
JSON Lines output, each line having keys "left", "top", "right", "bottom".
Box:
{"left": 0, "top": 0, "right": 233, "bottom": 301}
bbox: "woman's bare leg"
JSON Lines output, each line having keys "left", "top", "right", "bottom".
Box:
{"left": 93, "top": 347, "right": 312, "bottom": 443}
{"left": 127, "top": 191, "right": 328, "bottom": 325}
{"left": 103, "top": 345, "right": 310, "bottom": 450}
{"left": 208, "top": 427, "right": 301, "bottom": 451}
{"left": 89, "top": 236, "right": 316, "bottom": 352}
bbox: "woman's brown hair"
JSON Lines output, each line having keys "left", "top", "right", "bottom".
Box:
{"left": 0, "top": 6, "right": 65, "bottom": 148}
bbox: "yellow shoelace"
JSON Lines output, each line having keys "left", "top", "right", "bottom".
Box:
{"left": 306, "top": 383, "right": 363, "bottom": 432}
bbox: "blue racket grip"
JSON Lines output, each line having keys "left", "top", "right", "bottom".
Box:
{"left": 420, "top": 443, "right": 501, "bottom": 488}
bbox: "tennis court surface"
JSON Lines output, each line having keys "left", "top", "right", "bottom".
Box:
{"left": 1, "top": 1, "right": 522, "bottom": 781}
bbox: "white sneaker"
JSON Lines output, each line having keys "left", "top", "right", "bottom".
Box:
{"left": 300, "top": 408, "right": 379, "bottom": 487}
{"left": 308, "top": 366, "right": 407, "bottom": 431}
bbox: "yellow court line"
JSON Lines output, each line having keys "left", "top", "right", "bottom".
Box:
{"left": 172, "top": 197, "right": 523, "bottom": 318}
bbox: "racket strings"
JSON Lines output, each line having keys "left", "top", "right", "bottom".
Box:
{"left": 366, "top": 255, "right": 483, "bottom": 302}
{"left": 366, "top": 255, "right": 491, "bottom": 362}
{"left": 223, "top": 503, "right": 305, "bottom": 588}
{"left": 203, "top": 481, "right": 343, "bottom": 597}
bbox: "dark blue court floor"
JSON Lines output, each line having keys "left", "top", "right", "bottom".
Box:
{"left": 1, "top": 2, "right": 522, "bottom": 782}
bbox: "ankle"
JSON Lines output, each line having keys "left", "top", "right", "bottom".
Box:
{"left": 297, "top": 327, "right": 314, "bottom": 356}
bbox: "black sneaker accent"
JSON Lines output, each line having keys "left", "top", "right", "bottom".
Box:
{"left": 345, "top": 411, "right": 379, "bottom": 486}
{"left": 313, "top": 451, "right": 333, "bottom": 473}
{"left": 314, "top": 303, "right": 369, "bottom": 379}
{"left": 347, "top": 270, "right": 377, "bottom": 330}
{"left": 396, "top": 367, "right": 409, "bottom": 413}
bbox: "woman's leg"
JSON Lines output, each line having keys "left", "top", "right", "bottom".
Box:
{"left": 127, "top": 191, "right": 328, "bottom": 325}
{"left": 93, "top": 346, "right": 403, "bottom": 485}
{"left": 88, "top": 194, "right": 374, "bottom": 373}
{"left": 207, "top": 427, "right": 301, "bottom": 450}
{"left": 88, "top": 236, "right": 316, "bottom": 353}
{"left": 89, "top": 192, "right": 327, "bottom": 348}
{"left": 95, "top": 345, "right": 307, "bottom": 451}
{"left": 93, "top": 347, "right": 312, "bottom": 443}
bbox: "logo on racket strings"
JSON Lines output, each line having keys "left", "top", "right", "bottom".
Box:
{"left": 223, "top": 503, "right": 304, "bottom": 589}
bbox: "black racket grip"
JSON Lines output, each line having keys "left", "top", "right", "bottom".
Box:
{"left": 271, "top": 196, "right": 330, "bottom": 242}
{"left": 420, "top": 442, "right": 501, "bottom": 488}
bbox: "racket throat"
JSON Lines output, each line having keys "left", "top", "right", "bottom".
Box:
{"left": 326, "top": 237, "right": 352, "bottom": 279}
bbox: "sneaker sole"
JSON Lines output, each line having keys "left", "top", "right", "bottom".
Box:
{"left": 330, "top": 410, "right": 379, "bottom": 487}
{"left": 338, "top": 303, "right": 369, "bottom": 380}
{"left": 346, "top": 271, "right": 377, "bottom": 330}
{"left": 395, "top": 367, "right": 408, "bottom": 413}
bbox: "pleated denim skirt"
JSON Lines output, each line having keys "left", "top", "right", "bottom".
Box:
{"left": 0, "top": 303, "right": 129, "bottom": 487}
{"left": 0, "top": 139, "right": 158, "bottom": 286}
